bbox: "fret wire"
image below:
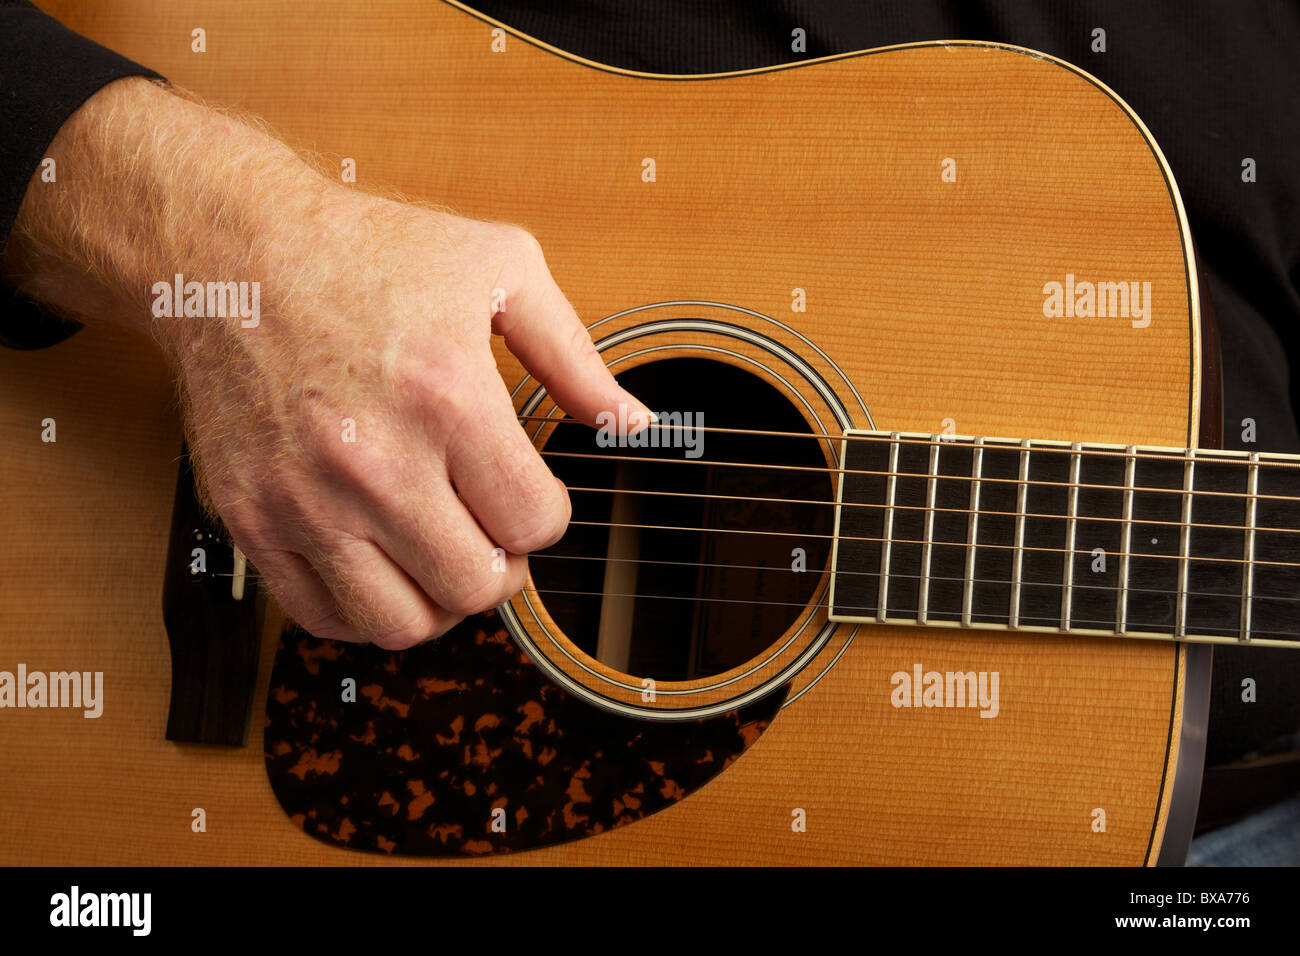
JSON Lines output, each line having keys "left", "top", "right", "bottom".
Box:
{"left": 1061, "top": 442, "right": 1081, "bottom": 631}
{"left": 566, "top": 482, "right": 1300, "bottom": 537}
{"left": 1242, "top": 453, "right": 1260, "bottom": 643}
{"left": 542, "top": 449, "right": 1300, "bottom": 507}
{"left": 1176, "top": 450, "right": 1195, "bottom": 639}
{"left": 918, "top": 435, "right": 941, "bottom": 625}
{"left": 1118, "top": 447, "right": 1137, "bottom": 635}
{"left": 878, "top": 433, "right": 900, "bottom": 619}
{"left": 1009, "top": 440, "right": 1031, "bottom": 629}
{"left": 962, "top": 438, "right": 983, "bottom": 627}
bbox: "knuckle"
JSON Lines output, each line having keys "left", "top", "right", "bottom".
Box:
{"left": 566, "top": 319, "right": 599, "bottom": 359}
{"left": 442, "top": 566, "right": 519, "bottom": 617}
{"left": 503, "top": 224, "right": 544, "bottom": 259}
{"left": 297, "top": 606, "right": 355, "bottom": 643}
{"left": 367, "top": 609, "right": 438, "bottom": 651}
{"left": 496, "top": 490, "right": 569, "bottom": 554}
{"left": 440, "top": 585, "right": 489, "bottom": 618}
{"left": 497, "top": 556, "right": 529, "bottom": 596}
{"left": 427, "top": 616, "right": 460, "bottom": 641}
{"left": 484, "top": 225, "right": 546, "bottom": 286}
{"left": 293, "top": 396, "right": 371, "bottom": 479}
{"left": 395, "top": 359, "right": 475, "bottom": 429}
{"left": 484, "top": 448, "right": 571, "bottom": 553}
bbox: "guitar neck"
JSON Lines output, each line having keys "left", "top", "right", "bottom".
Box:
{"left": 827, "top": 430, "right": 1300, "bottom": 648}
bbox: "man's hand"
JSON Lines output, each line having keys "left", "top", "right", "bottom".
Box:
{"left": 3, "top": 76, "right": 649, "bottom": 647}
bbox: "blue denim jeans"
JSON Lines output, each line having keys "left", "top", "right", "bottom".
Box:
{"left": 1188, "top": 793, "right": 1300, "bottom": 866}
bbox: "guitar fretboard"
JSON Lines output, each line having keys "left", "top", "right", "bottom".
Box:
{"left": 827, "top": 431, "right": 1300, "bottom": 647}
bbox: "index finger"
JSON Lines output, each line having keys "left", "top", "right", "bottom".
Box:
{"left": 491, "top": 245, "right": 652, "bottom": 432}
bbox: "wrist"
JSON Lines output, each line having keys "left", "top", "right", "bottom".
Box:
{"left": 3, "top": 75, "right": 347, "bottom": 353}
{"left": 149, "top": 154, "right": 349, "bottom": 360}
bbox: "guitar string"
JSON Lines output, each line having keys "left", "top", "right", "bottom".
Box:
{"left": 558, "top": 517, "right": 1300, "bottom": 570}
{"left": 527, "top": 551, "right": 1300, "bottom": 606}
{"left": 563, "top": 483, "right": 1300, "bottom": 538}
{"left": 203, "top": 418, "right": 1300, "bottom": 635}
{"left": 217, "top": 550, "right": 1300, "bottom": 607}
{"left": 539, "top": 448, "right": 1300, "bottom": 507}
{"left": 206, "top": 516, "right": 1300, "bottom": 583}
{"left": 515, "top": 585, "right": 1297, "bottom": 642}
{"left": 215, "top": 562, "right": 1300, "bottom": 640}
{"left": 529, "top": 415, "right": 1300, "bottom": 568}
{"left": 217, "top": 572, "right": 1300, "bottom": 640}
{"left": 519, "top": 415, "right": 1300, "bottom": 471}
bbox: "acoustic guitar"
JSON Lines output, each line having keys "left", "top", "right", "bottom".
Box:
{"left": 3, "top": 0, "right": 1296, "bottom": 866}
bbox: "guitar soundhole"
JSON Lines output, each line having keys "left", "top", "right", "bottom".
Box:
{"left": 534, "top": 357, "right": 834, "bottom": 681}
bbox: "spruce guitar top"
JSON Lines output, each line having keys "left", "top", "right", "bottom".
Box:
{"left": 3, "top": 0, "right": 1297, "bottom": 866}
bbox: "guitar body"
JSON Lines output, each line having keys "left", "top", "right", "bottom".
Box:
{"left": 0, "top": 0, "right": 1214, "bottom": 864}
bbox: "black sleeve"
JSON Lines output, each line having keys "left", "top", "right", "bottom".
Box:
{"left": 0, "top": 0, "right": 163, "bottom": 349}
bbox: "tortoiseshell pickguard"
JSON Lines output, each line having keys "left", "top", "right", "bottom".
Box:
{"left": 263, "top": 615, "right": 785, "bottom": 856}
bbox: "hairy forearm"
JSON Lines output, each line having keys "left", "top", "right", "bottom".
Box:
{"left": 2, "top": 76, "right": 339, "bottom": 346}
{"left": 0, "top": 73, "right": 410, "bottom": 528}
{"left": 0, "top": 71, "right": 642, "bottom": 649}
